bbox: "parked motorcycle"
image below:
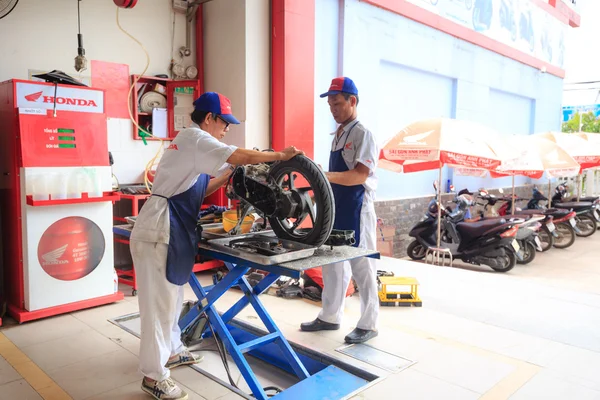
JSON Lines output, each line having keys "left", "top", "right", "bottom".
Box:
{"left": 495, "top": 194, "right": 553, "bottom": 253}
{"left": 407, "top": 183, "right": 520, "bottom": 272}
{"left": 551, "top": 184, "right": 597, "bottom": 237}
{"left": 564, "top": 192, "right": 600, "bottom": 226}
{"left": 527, "top": 187, "right": 579, "bottom": 249}
{"left": 472, "top": 191, "right": 543, "bottom": 263}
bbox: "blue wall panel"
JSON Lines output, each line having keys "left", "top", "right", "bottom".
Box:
{"left": 314, "top": 0, "right": 565, "bottom": 200}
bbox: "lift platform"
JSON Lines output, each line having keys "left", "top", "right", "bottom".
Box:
{"left": 113, "top": 225, "right": 381, "bottom": 399}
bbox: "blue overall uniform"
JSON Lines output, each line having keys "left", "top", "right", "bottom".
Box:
{"left": 317, "top": 119, "right": 380, "bottom": 331}
{"left": 129, "top": 123, "right": 237, "bottom": 382}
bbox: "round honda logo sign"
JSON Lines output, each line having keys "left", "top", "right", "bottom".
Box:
{"left": 37, "top": 217, "right": 105, "bottom": 281}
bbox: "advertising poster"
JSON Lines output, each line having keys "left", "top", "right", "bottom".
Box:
{"left": 405, "top": 0, "right": 567, "bottom": 69}
{"left": 563, "top": 105, "right": 600, "bottom": 123}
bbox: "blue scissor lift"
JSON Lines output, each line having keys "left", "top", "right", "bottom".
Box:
{"left": 114, "top": 225, "right": 380, "bottom": 399}
{"left": 180, "top": 241, "right": 380, "bottom": 400}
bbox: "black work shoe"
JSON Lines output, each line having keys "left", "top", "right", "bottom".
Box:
{"left": 300, "top": 318, "right": 340, "bottom": 332}
{"left": 344, "top": 328, "right": 378, "bottom": 344}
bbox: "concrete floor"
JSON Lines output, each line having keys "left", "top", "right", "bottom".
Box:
{"left": 1, "top": 231, "right": 600, "bottom": 399}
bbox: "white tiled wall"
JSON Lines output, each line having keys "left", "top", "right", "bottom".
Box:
{"left": 107, "top": 118, "right": 166, "bottom": 186}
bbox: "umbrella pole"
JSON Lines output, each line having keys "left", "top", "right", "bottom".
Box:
{"left": 548, "top": 179, "right": 552, "bottom": 208}
{"left": 437, "top": 167, "right": 442, "bottom": 250}
{"left": 511, "top": 175, "right": 515, "bottom": 215}
{"left": 577, "top": 174, "right": 581, "bottom": 202}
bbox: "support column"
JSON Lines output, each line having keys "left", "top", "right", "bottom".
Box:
{"left": 203, "top": 0, "right": 270, "bottom": 151}
{"left": 271, "top": 0, "right": 316, "bottom": 159}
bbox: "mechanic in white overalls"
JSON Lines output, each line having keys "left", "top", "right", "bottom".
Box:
{"left": 301, "top": 77, "right": 380, "bottom": 344}
{"left": 130, "top": 92, "right": 303, "bottom": 400}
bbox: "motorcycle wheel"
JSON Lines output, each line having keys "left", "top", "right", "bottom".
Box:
{"left": 490, "top": 246, "right": 516, "bottom": 272}
{"left": 517, "top": 241, "right": 536, "bottom": 265}
{"left": 553, "top": 222, "right": 576, "bottom": 249}
{"left": 407, "top": 240, "right": 427, "bottom": 261}
{"left": 538, "top": 226, "right": 554, "bottom": 252}
{"left": 575, "top": 214, "right": 597, "bottom": 237}
{"left": 267, "top": 155, "right": 335, "bottom": 247}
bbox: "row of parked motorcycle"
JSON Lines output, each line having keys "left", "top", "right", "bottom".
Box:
{"left": 407, "top": 182, "right": 600, "bottom": 272}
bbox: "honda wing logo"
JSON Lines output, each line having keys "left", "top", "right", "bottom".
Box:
{"left": 402, "top": 130, "right": 434, "bottom": 145}
{"left": 23, "top": 91, "right": 98, "bottom": 107}
{"left": 41, "top": 244, "right": 69, "bottom": 265}
{"left": 16, "top": 82, "right": 104, "bottom": 114}
{"left": 546, "top": 149, "right": 568, "bottom": 165}
{"left": 25, "top": 91, "right": 43, "bottom": 102}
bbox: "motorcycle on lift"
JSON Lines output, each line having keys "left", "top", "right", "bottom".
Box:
{"left": 551, "top": 184, "right": 597, "bottom": 237}
{"left": 527, "top": 186, "right": 579, "bottom": 249}
{"left": 472, "top": 189, "right": 543, "bottom": 264}
{"left": 406, "top": 182, "right": 521, "bottom": 272}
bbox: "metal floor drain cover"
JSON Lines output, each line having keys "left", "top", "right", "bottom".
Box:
{"left": 335, "top": 343, "right": 416, "bottom": 373}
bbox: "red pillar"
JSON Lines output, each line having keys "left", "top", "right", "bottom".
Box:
{"left": 271, "top": 0, "right": 315, "bottom": 159}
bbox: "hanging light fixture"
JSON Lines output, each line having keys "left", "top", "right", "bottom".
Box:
{"left": 74, "top": 0, "right": 87, "bottom": 72}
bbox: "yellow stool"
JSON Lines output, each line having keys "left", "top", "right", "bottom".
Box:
{"left": 378, "top": 276, "right": 422, "bottom": 307}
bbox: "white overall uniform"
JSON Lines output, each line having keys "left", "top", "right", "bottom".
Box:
{"left": 317, "top": 119, "right": 380, "bottom": 331}
{"left": 130, "top": 123, "right": 237, "bottom": 382}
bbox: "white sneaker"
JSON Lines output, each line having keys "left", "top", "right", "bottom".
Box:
{"left": 141, "top": 377, "right": 188, "bottom": 400}
{"left": 165, "top": 349, "right": 204, "bottom": 369}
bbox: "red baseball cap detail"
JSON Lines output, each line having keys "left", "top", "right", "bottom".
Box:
{"left": 217, "top": 93, "right": 233, "bottom": 115}
{"left": 320, "top": 77, "right": 359, "bottom": 98}
{"left": 329, "top": 77, "right": 344, "bottom": 92}
{"left": 193, "top": 92, "right": 240, "bottom": 125}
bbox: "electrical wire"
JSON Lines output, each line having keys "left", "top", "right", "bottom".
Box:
{"left": 115, "top": 6, "right": 165, "bottom": 193}
{"left": 77, "top": 0, "right": 81, "bottom": 34}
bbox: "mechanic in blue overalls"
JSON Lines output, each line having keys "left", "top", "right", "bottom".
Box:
{"left": 301, "top": 77, "right": 380, "bottom": 344}
{"left": 130, "top": 92, "right": 303, "bottom": 400}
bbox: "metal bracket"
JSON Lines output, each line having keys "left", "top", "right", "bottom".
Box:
{"left": 424, "top": 247, "right": 453, "bottom": 267}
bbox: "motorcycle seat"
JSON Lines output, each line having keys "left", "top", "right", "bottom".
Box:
{"left": 570, "top": 196, "right": 599, "bottom": 203}
{"left": 511, "top": 210, "right": 545, "bottom": 217}
{"left": 544, "top": 209, "right": 571, "bottom": 219}
{"left": 554, "top": 202, "right": 593, "bottom": 211}
{"left": 456, "top": 219, "right": 507, "bottom": 243}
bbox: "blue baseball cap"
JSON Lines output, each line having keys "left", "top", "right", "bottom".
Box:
{"left": 320, "top": 77, "right": 358, "bottom": 98}
{"left": 193, "top": 92, "right": 240, "bottom": 125}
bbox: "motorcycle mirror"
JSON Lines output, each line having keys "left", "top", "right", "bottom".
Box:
{"left": 433, "top": 180, "right": 439, "bottom": 191}
{"left": 498, "top": 188, "right": 504, "bottom": 194}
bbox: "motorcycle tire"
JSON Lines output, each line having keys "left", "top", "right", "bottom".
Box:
{"left": 553, "top": 222, "right": 576, "bottom": 249}
{"left": 490, "top": 246, "right": 516, "bottom": 272}
{"left": 517, "top": 241, "right": 536, "bottom": 265}
{"left": 267, "top": 155, "right": 335, "bottom": 247}
{"left": 575, "top": 214, "right": 597, "bottom": 237}
{"left": 407, "top": 240, "right": 427, "bottom": 261}
{"left": 538, "top": 226, "right": 554, "bottom": 252}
